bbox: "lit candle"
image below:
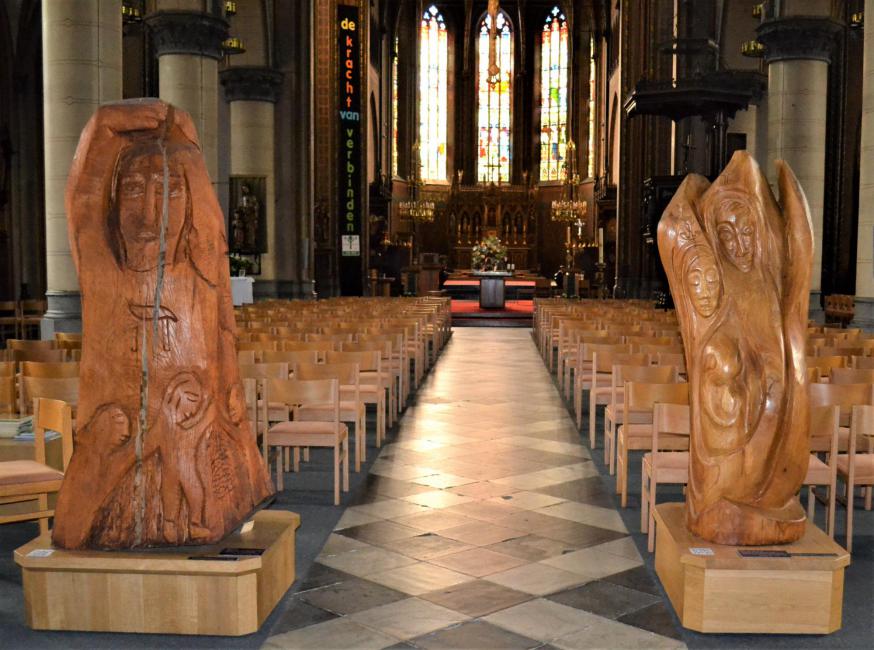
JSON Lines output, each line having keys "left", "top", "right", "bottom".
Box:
{"left": 598, "top": 227, "right": 604, "bottom": 263}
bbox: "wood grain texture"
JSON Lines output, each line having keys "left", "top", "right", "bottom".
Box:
{"left": 654, "top": 503, "right": 848, "bottom": 634}
{"left": 52, "top": 100, "right": 273, "bottom": 549}
{"left": 657, "top": 152, "right": 814, "bottom": 545}
{"left": 15, "top": 509, "right": 299, "bottom": 635}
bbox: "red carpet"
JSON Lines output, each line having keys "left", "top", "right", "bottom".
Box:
{"left": 445, "top": 279, "right": 536, "bottom": 287}
{"left": 451, "top": 300, "right": 534, "bottom": 315}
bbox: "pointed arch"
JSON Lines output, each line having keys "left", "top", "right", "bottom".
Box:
{"left": 539, "top": 5, "right": 568, "bottom": 182}
{"left": 419, "top": 4, "right": 448, "bottom": 181}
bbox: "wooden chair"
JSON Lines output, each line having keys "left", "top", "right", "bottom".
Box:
{"left": 262, "top": 378, "right": 349, "bottom": 505}
{"left": 237, "top": 350, "right": 256, "bottom": 365}
{"left": 17, "top": 300, "right": 46, "bottom": 339}
{"left": 636, "top": 343, "right": 684, "bottom": 357}
{"left": 829, "top": 368, "right": 874, "bottom": 385}
{"left": 237, "top": 340, "right": 278, "bottom": 354}
{"left": 807, "top": 355, "right": 847, "bottom": 377}
{"left": 837, "top": 405, "right": 874, "bottom": 552}
{"left": 0, "top": 398, "right": 73, "bottom": 534}
{"left": 654, "top": 351, "right": 686, "bottom": 377}
{"left": 604, "top": 364, "right": 678, "bottom": 472}
{"left": 804, "top": 405, "right": 841, "bottom": 538}
{"left": 19, "top": 376, "right": 79, "bottom": 417}
{"left": 850, "top": 356, "right": 874, "bottom": 370}
{"left": 642, "top": 402, "right": 690, "bottom": 551}
{"left": 343, "top": 340, "right": 398, "bottom": 426}
{"left": 617, "top": 381, "right": 689, "bottom": 507}
{"left": 582, "top": 350, "right": 647, "bottom": 441}
{"left": 282, "top": 340, "right": 336, "bottom": 361}
{"left": 359, "top": 332, "right": 407, "bottom": 412}
{"left": 261, "top": 350, "right": 319, "bottom": 371}
{"left": 327, "top": 350, "right": 386, "bottom": 448}
{"left": 293, "top": 362, "right": 365, "bottom": 471}
{"left": 808, "top": 382, "right": 874, "bottom": 449}
{"left": 20, "top": 361, "right": 80, "bottom": 379}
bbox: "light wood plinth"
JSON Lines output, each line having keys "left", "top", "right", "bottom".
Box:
{"left": 653, "top": 503, "right": 848, "bottom": 634}
{"left": 14, "top": 509, "right": 300, "bottom": 636}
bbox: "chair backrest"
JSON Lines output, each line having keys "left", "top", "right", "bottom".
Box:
{"left": 261, "top": 349, "right": 320, "bottom": 367}
{"left": 20, "top": 299, "right": 47, "bottom": 316}
{"left": 33, "top": 397, "right": 74, "bottom": 470}
{"left": 849, "top": 404, "right": 874, "bottom": 457}
{"left": 625, "top": 335, "right": 677, "bottom": 347}
{"left": 239, "top": 362, "right": 289, "bottom": 380}
{"left": 54, "top": 332, "right": 82, "bottom": 344}
{"left": 655, "top": 352, "right": 686, "bottom": 373}
{"left": 342, "top": 340, "right": 393, "bottom": 360}
{"left": 294, "top": 361, "right": 359, "bottom": 386}
{"left": 807, "top": 355, "right": 847, "bottom": 373}
{"left": 282, "top": 340, "right": 337, "bottom": 356}
{"left": 829, "top": 368, "right": 874, "bottom": 385}
{"left": 237, "top": 350, "right": 256, "bottom": 365}
{"left": 20, "top": 361, "right": 80, "bottom": 379}
{"left": 808, "top": 382, "right": 874, "bottom": 427}
{"left": 637, "top": 343, "right": 685, "bottom": 356}
{"left": 11, "top": 348, "right": 68, "bottom": 363}
{"left": 0, "top": 360, "right": 14, "bottom": 377}
{"left": 0, "top": 374, "right": 16, "bottom": 415}
{"left": 263, "top": 377, "right": 339, "bottom": 412}
{"left": 807, "top": 367, "right": 822, "bottom": 383}
{"left": 7, "top": 339, "right": 56, "bottom": 351}
{"left": 326, "top": 350, "right": 380, "bottom": 372}
{"left": 625, "top": 381, "right": 689, "bottom": 423}
{"left": 851, "top": 355, "right": 874, "bottom": 370}
{"left": 651, "top": 402, "right": 691, "bottom": 456}
{"left": 592, "top": 351, "right": 648, "bottom": 374}
{"left": 241, "top": 377, "right": 259, "bottom": 436}
{"left": 21, "top": 377, "right": 79, "bottom": 415}
{"left": 237, "top": 340, "right": 278, "bottom": 352}
{"left": 613, "top": 364, "right": 678, "bottom": 390}
{"left": 809, "top": 405, "right": 840, "bottom": 455}
{"left": 305, "top": 332, "right": 354, "bottom": 343}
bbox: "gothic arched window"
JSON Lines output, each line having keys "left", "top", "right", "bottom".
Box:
{"left": 539, "top": 6, "right": 568, "bottom": 182}
{"left": 419, "top": 5, "right": 448, "bottom": 181}
{"left": 477, "top": 10, "right": 513, "bottom": 184}
{"left": 392, "top": 36, "right": 399, "bottom": 177}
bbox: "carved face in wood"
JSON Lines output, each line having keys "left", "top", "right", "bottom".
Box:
{"left": 113, "top": 145, "right": 189, "bottom": 272}
{"left": 683, "top": 245, "right": 721, "bottom": 318}
{"left": 714, "top": 204, "right": 755, "bottom": 272}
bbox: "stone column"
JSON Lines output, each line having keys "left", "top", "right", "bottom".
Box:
{"left": 220, "top": 67, "right": 284, "bottom": 297}
{"left": 855, "top": 2, "right": 874, "bottom": 327}
{"left": 41, "top": 0, "right": 122, "bottom": 336}
{"left": 145, "top": 11, "right": 228, "bottom": 184}
{"left": 757, "top": 16, "right": 841, "bottom": 319}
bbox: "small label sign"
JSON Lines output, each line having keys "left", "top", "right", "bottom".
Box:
{"left": 27, "top": 548, "right": 54, "bottom": 558}
{"left": 689, "top": 547, "right": 714, "bottom": 556}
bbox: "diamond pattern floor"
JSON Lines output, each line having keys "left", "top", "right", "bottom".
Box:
{"left": 264, "top": 329, "right": 685, "bottom": 649}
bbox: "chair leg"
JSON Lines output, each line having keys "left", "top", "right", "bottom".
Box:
{"left": 284, "top": 447, "right": 291, "bottom": 471}
{"left": 293, "top": 447, "right": 300, "bottom": 472}
{"left": 640, "top": 470, "right": 649, "bottom": 533}
{"left": 588, "top": 393, "right": 597, "bottom": 448}
{"left": 846, "top": 480, "right": 854, "bottom": 553}
{"left": 38, "top": 494, "right": 49, "bottom": 536}
{"left": 304, "top": 447, "right": 310, "bottom": 462}
{"left": 343, "top": 436, "right": 350, "bottom": 491}
{"left": 866, "top": 486, "right": 873, "bottom": 510}
{"left": 333, "top": 443, "right": 340, "bottom": 505}
{"left": 276, "top": 447, "right": 284, "bottom": 491}
{"left": 827, "top": 480, "right": 836, "bottom": 538}
{"left": 807, "top": 485, "right": 815, "bottom": 521}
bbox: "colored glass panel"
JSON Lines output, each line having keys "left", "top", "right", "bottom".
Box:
{"left": 477, "top": 10, "right": 513, "bottom": 184}
{"left": 419, "top": 5, "right": 448, "bottom": 181}
{"left": 539, "top": 6, "right": 568, "bottom": 182}
{"left": 392, "top": 36, "right": 398, "bottom": 177}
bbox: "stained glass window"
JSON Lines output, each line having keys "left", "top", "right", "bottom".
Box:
{"left": 392, "top": 37, "right": 398, "bottom": 177}
{"left": 477, "top": 10, "right": 513, "bottom": 184}
{"left": 419, "top": 5, "right": 448, "bottom": 181}
{"left": 539, "top": 6, "right": 568, "bottom": 182}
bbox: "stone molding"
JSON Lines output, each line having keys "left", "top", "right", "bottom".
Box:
{"left": 220, "top": 67, "right": 284, "bottom": 103}
{"left": 756, "top": 16, "right": 844, "bottom": 64}
{"left": 145, "top": 11, "right": 229, "bottom": 61}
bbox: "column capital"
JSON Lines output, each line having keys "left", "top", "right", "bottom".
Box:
{"left": 220, "top": 66, "right": 284, "bottom": 103}
{"left": 756, "top": 16, "right": 844, "bottom": 64}
{"left": 145, "top": 11, "right": 229, "bottom": 61}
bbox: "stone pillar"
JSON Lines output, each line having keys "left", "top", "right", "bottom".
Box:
{"left": 220, "top": 67, "right": 285, "bottom": 297}
{"left": 145, "top": 11, "right": 228, "bottom": 184}
{"left": 757, "top": 16, "right": 841, "bottom": 320}
{"left": 41, "top": 0, "right": 122, "bottom": 336}
{"left": 855, "top": 2, "right": 874, "bottom": 327}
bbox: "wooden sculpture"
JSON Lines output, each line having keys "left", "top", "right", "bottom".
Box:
{"left": 657, "top": 151, "right": 813, "bottom": 545}
{"left": 52, "top": 99, "right": 274, "bottom": 549}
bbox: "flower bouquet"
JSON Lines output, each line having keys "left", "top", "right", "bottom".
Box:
{"left": 471, "top": 235, "right": 508, "bottom": 271}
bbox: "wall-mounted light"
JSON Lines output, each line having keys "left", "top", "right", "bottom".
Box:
{"left": 225, "top": 1, "right": 238, "bottom": 17}
{"left": 223, "top": 37, "right": 246, "bottom": 55}
{"left": 741, "top": 40, "right": 764, "bottom": 58}
{"left": 850, "top": 12, "right": 864, "bottom": 29}
{"left": 752, "top": 4, "right": 763, "bottom": 19}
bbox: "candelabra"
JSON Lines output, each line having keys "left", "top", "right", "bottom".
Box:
{"left": 398, "top": 140, "right": 436, "bottom": 223}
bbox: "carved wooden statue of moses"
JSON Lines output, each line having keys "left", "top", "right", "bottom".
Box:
{"left": 657, "top": 151, "right": 813, "bottom": 546}
{"left": 52, "top": 99, "right": 274, "bottom": 549}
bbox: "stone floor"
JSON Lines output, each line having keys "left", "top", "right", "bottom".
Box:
{"left": 264, "top": 328, "right": 685, "bottom": 649}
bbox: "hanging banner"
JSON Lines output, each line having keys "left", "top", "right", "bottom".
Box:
{"left": 338, "top": 4, "right": 363, "bottom": 294}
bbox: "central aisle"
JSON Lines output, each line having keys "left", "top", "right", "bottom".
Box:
{"left": 265, "top": 329, "right": 684, "bottom": 649}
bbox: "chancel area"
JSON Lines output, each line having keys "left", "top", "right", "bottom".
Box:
{"left": 0, "top": 0, "right": 873, "bottom": 648}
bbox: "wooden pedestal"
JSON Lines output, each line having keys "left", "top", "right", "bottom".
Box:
{"left": 653, "top": 503, "right": 849, "bottom": 634}
{"left": 14, "top": 509, "right": 300, "bottom": 636}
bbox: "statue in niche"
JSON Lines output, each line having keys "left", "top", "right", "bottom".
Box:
{"left": 657, "top": 151, "right": 813, "bottom": 546}
{"left": 237, "top": 183, "right": 260, "bottom": 252}
{"left": 230, "top": 207, "right": 246, "bottom": 252}
{"left": 52, "top": 99, "right": 274, "bottom": 550}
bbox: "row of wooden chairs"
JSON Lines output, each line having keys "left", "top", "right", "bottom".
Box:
{"left": 0, "top": 361, "right": 80, "bottom": 417}
{"left": 0, "top": 300, "right": 47, "bottom": 341}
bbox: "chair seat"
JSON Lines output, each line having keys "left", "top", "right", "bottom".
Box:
{"left": 643, "top": 451, "right": 689, "bottom": 470}
{"left": 836, "top": 454, "right": 874, "bottom": 482}
{"left": 269, "top": 421, "right": 346, "bottom": 437}
{"left": 805, "top": 455, "right": 832, "bottom": 484}
{"left": 297, "top": 402, "right": 364, "bottom": 422}
{"left": 0, "top": 460, "right": 63, "bottom": 487}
